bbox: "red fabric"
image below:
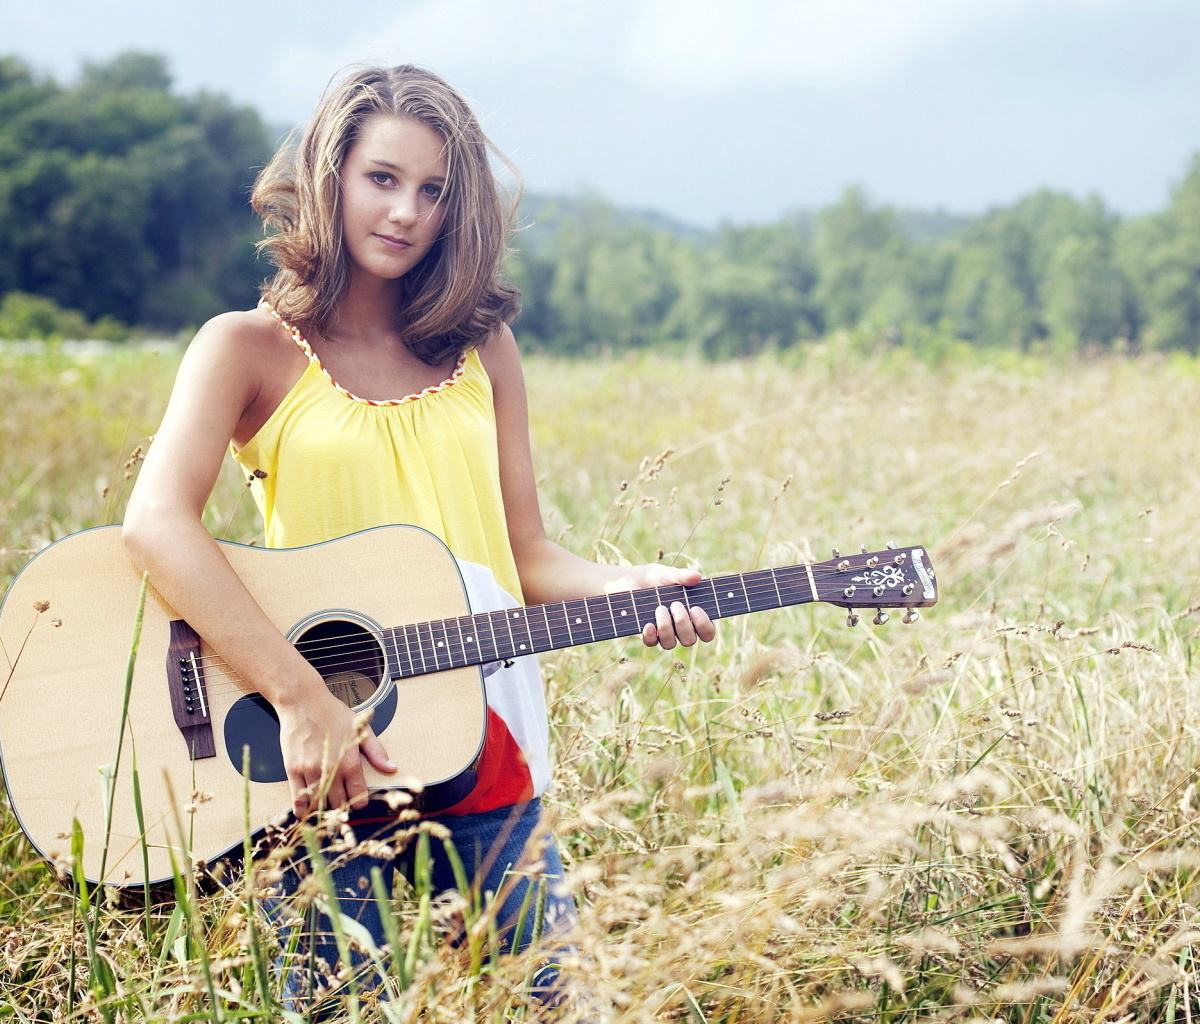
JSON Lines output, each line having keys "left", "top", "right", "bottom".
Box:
{"left": 441, "top": 707, "right": 534, "bottom": 816}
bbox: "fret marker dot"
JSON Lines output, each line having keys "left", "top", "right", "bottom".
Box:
{"left": 437, "top": 641, "right": 444, "bottom": 648}
{"left": 519, "top": 644, "right": 527, "bottom": 650}
{"left": 575, "top": 617, "right": 582, "bottom": 624}
{"left": 466, "top": 637, "right": 473, "bottom": 643}
{"left": 727, "top": 592, "right": 735, "bottom": 598}
{"left": 620, "top": 610, "right": 627, "bottom": 616}
{"left": 512, "top": 612, "right": 520, "bottom": 618}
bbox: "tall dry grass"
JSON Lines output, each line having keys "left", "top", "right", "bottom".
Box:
{"left": 2, "top": 335, "right": 1200, "bottom": 1021}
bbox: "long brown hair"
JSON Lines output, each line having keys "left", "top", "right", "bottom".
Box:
{"left": 252, "top": 65, "right": 520, "bottom": 365}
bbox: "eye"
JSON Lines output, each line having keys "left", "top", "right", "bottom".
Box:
{"left": 421, "top": 183, "right": 445, "bottom": 200}
{"left": 369, "top": 171, "right": 393, "bottom": 186}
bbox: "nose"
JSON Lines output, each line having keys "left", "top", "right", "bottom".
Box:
{"left": 388, "top": 189, "right": 420, "bottom": 227}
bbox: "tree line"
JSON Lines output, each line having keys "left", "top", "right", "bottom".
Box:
{"left": 2, "top": 51, "right": 1199, "bottom": 355}
{"left": 510, "top": 172, "right": 1200, "bottom": 357}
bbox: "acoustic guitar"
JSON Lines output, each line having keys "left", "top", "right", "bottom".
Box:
{"left": 0, "top": 524, "right": 937, "bottom": 885}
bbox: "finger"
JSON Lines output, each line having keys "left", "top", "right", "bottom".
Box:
{"left": 655, "top": 604, "right": 677, "bottom": 650}
{"left": 343, "top": 756, "right": 370, "bottom": 810}
{"left": 641, "top": 621, "right": 658, "bottom": 647}
{"left": 670, "top": 601, "right": 698, "bottom": 646}
{"left": 691, "top": 606, "right": 716, "bottom": 643}
{"left": 324, "top": 772, "right": 348, "bottom": 811}
{"left": 343, "top": 777, "right": 369, "bottom": 810}
{"left": 292, "top": 779, "right": 313, "bottom": 818}
{"left": 359, "top": 728, "right": 397, "bottom": 775}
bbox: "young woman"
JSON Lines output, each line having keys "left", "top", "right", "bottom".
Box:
{"left": 122, "top": 65, "right": 714, "bottom": 1007}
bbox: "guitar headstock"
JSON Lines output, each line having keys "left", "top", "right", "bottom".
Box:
{"left": 813, "top": 544, "right": 937, "bottom": 625}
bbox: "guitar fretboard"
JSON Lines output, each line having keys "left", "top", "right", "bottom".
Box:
{"left": 381, "top": 566, "right": 818, "bottom": 679}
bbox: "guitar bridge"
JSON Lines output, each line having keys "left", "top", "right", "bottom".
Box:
{"left": 166, "top": 620, "right": 216, "bottom": 759}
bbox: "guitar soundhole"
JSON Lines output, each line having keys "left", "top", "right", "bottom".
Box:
{"left": 295, "top": 619, "right": 384, "bottom": 709}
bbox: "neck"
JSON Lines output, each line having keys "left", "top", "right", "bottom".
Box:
{"left": 335, "top": 270, "right": 405, "bottom": 342}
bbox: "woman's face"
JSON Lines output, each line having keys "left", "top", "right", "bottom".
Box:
{"left": 340, "top": 114, "right": 449, "bottom": 282}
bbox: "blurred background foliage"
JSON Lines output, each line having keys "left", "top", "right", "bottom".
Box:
{"left": 2, "top": 51, "right": 1200, "bottom": 355}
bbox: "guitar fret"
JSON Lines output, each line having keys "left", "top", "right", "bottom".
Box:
{"left": 779, "top": 566, "right": 813, "bottom": 607}
{"left": 543, "top": 601, "right": 569, "bottom": 650}
{"left": 583, "top": 595, "right": 617, "bottom": 642}
{"left": 632, "top": 587, "right": 660, "bottom": 630}
{"left": 424, "top": 621, "right": 440, "bottom": 672}
{"left": 743, "top": 570, "right": 777, "bottom": 613}
{"left": 510, "top": 608, "right": 532, "bottom": 657}
{"left": 709, "top": 574, "right": 750, "bottom": 617}
{"left": 384, "top": 628, "right": 405, "bottom": 679}
{"left": 561, "top": 601, "right": 575, "bottom": 647}
{"left": 483, "top": 609, "right": 501, "bottom": 663}
{"left": 539, "top": 603, "right": 552, "bottom": 654}
{"left": 688, "top": 578, "right": 719, "bottom": 622}
{"left": 458, "top": 615, "right": 478, "bottom": 665}
{"left": 451, "top": 616, "right": 467, "bottom": 668}
{"left": 607, "top": 590, "right": 638, "bottom": 637}
{"left": 408, "top": 622, "right": 426, "bottom": 676}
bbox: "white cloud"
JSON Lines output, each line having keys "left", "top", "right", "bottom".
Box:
{"left": 257, "top": 0, "right": 632, "bottom": 123}
{"left": 623, "top": 0, "right": 1130, "bottom": 94}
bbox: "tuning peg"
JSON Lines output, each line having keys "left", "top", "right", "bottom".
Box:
{"left": 886, "top": 540, "right": 898, "bottom": 550}
{"left": 860, "top": 544, "right": 868, "bottom": 554}
{"left": 831, "top": 547, "right": 840, "bottom": 559}
{"left": 873, "top": 610, "right": 890, "bottom": 625}
{"left": 903, "top": 608, "right": 920, "bottom": 624}
{"left": 846, "top": 610, "right": 859, "bottom": 627}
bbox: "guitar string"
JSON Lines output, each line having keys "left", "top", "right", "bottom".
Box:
{"left": 172, "top": 560, "right": 928, "bottom": 699}
{"left": 180, "top": 559, "right": 923, "bottom": 680}
{"left": 180, "top": 558, "right": 919, "bottom": 676}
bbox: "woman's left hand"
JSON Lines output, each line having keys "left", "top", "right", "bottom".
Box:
{"left": 604, "top": 565, "right": 717, "bottom": 650}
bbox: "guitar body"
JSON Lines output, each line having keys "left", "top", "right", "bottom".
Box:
{"left": 0, "top": 525, "right": 485, "bottom": 886}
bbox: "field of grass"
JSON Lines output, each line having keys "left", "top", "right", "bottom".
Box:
{"left": 3, "top": 337, "right": 1200, "bottom": 1021}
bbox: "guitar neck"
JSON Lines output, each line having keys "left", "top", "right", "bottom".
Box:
{"left": 383, "top": 565, "right": 817, "bottom": 679}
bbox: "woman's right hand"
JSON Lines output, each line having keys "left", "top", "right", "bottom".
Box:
{"left": 276, "top": 684, "right": 397, "bottom": 816}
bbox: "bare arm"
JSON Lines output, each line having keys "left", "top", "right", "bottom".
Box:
{"left": 123, "top": 312, "right": 395, "bottom": 815}
{"left": 480, "top": 327, "right": 715, "bottom": 650}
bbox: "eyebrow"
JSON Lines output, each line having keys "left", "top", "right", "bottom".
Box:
{"left": 367, "top": 158, "right": 446, "bottom": 182}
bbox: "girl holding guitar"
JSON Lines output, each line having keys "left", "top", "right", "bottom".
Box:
{"left": 121, "top": 65, "right": 714, "bottom": 1011}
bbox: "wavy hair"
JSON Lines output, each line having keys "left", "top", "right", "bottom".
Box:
{"left": 251, "top": 65, "right": 520, "bottom": 365}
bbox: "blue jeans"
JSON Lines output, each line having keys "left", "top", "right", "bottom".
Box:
{"left": 263, "top": 798, "right": 577, "bottom": 1014}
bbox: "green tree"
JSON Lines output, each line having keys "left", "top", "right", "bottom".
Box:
{"left": 942, "top": 244, "right": 1032, "bottom": 348}
{"left": 0, "top": 51, "right": 271, "bottom": 329}
{"left": 1117, "top": 156, "right": 1200, "bottom": 352}
{"left": 1041, "top": 234, "right": 1128, "bottom": 349}
{"left": 813, "top": 187, "right": 910, "bottom": 331}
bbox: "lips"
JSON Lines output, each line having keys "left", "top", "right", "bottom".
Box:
{"left": 374, "top": 234, "right": 412, "bottom": 250}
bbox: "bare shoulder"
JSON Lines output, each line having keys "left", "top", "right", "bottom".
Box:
{"left": 188, "top": 308, "right": 293, "bottom": 366}
{"left": 476, "top": 324, "right": 523, "bottom": 391}
{"left": 184, "top": 307, "right": 304, "bottom": 395}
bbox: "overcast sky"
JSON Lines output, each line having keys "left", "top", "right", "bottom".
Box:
{"left": 3, "top": 0, "right": 1198, "bottom": 225}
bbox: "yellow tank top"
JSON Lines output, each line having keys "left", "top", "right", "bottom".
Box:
{"left": 231, "top": 310, "right": 523, "bottom": 604}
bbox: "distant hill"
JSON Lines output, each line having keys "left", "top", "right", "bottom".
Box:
{"left": 516, "top": 192, "right": 974, "bottom": 251}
